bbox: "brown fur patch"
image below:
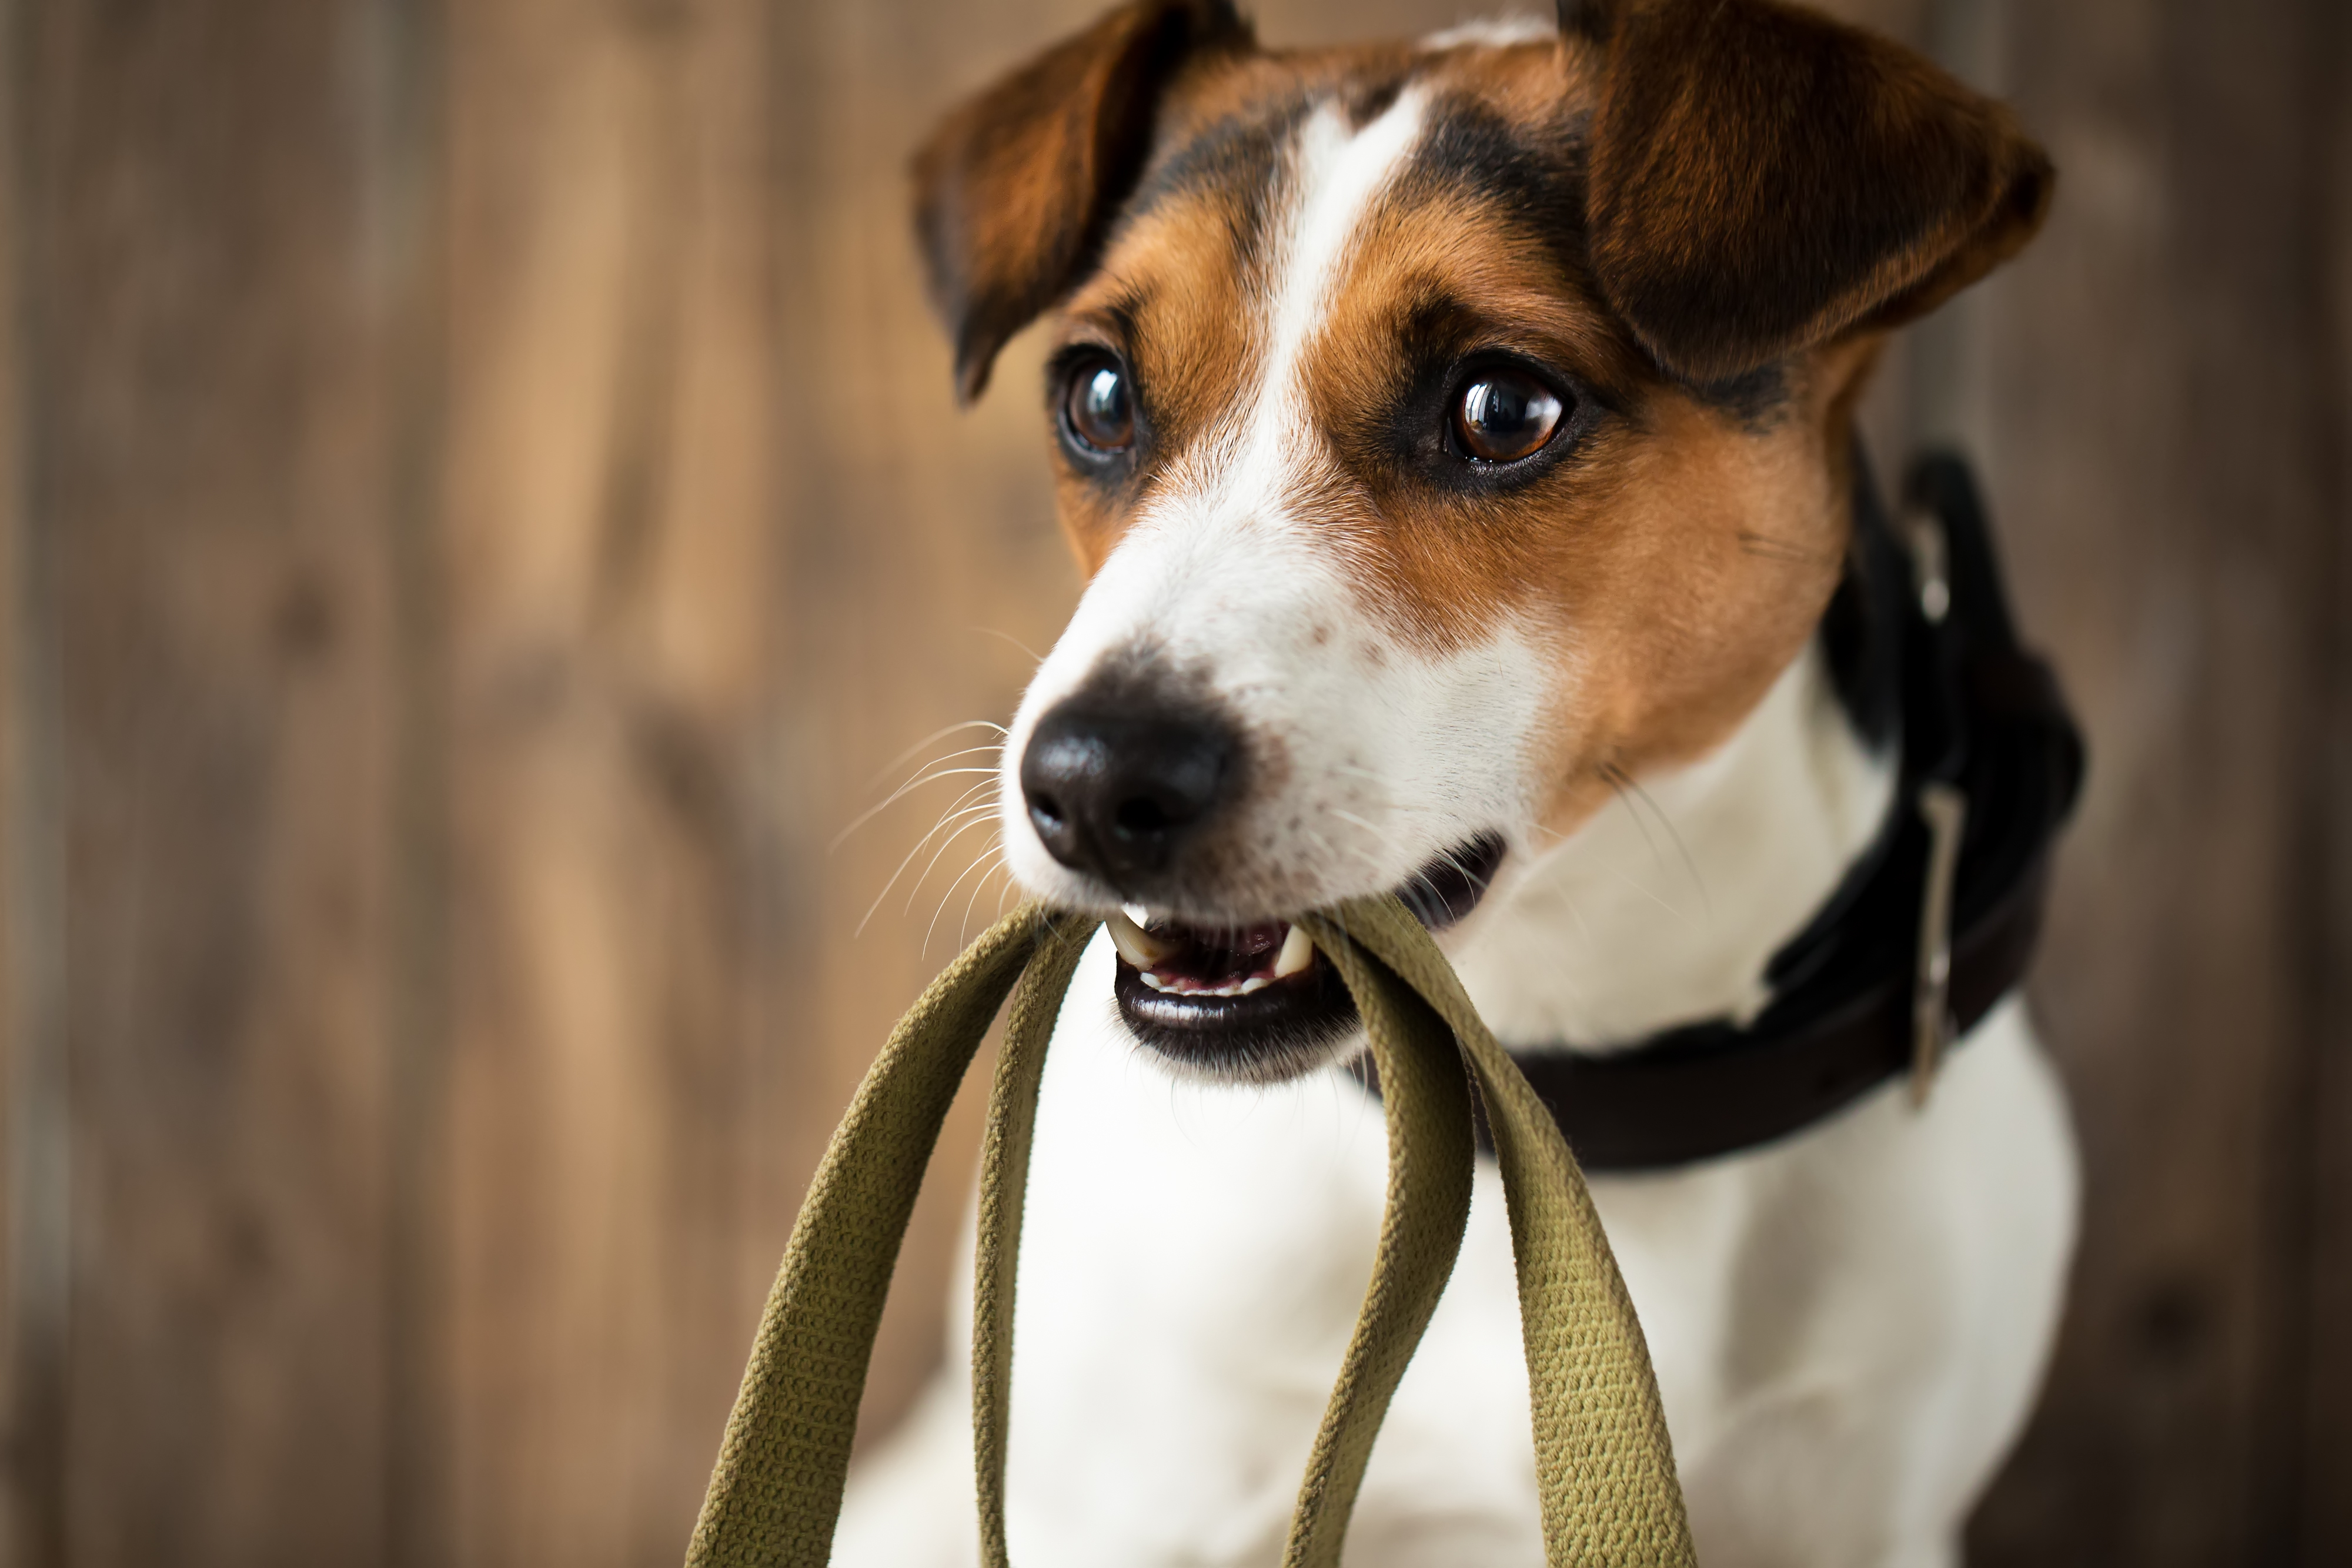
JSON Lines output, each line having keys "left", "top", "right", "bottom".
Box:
{"left": 911, "top": 0, "right": 1252, "bottom": 402}
{"left": 1583, "top": 0, "right": 2053, "bottom": 380}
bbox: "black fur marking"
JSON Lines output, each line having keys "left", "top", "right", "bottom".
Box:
{"left": 1344, "top": 72, "right": 1411, "bottom": 129}
{"left": 1681, "top": 360, "right": 1794, "bottom": 429}
{"left": 1115, "top": 102, "right": 1304, "bottom": 276}
{"left": 1401, "top": 99, "right": 1590, "bottom": 277}
{"left": 1556, "top": 0, "right": 1617, "bottom": 44}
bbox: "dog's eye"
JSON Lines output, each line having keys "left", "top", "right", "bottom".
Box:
{"left": 1063, "top": 356, "right": 1135, "bottom": 454}
{"left": 1453, "top": 371, "right": 1563, "bottom": 463}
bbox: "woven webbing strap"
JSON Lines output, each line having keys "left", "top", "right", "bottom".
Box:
{"left": 686, "top": 896, "right": 1695, "bottom": 1566}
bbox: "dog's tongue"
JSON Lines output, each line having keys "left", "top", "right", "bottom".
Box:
{"left": 1105, "top": 911, "right": 1317, "bottom": 997}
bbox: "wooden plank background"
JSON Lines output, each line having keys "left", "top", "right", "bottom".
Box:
{"left": 0, "top": 0, "right": 2343, "bottom": 1563}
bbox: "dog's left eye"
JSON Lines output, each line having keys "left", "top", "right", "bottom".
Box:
{"left": 1453, "top": 371, "right": 1564, "bottom": 463}
{"left": 1063, "top": 356, "right": 1136, "bottom": 454}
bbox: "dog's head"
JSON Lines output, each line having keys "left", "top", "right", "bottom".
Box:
{"left": 913, "top": 0, "right": 2049, "bottom": 1080}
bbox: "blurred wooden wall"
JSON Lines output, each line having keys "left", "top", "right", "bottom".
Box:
{"left": 0, "top": 1, "right": 2343, "bottom": 1565}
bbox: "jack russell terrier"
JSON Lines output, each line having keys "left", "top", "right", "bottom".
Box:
{"left": 837, "top": 1, "right": 2083, "bottom": 1563}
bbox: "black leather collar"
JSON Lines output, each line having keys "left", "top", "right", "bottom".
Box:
{"left": 1365, "top": 449, "right": 2085, "bottom": 1172}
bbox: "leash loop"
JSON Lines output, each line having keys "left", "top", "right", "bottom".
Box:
{"left": 688, "top": 896, "right": 1696, "bottom": 1566}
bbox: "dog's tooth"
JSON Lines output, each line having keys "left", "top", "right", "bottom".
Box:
{"left": 1272, "top": 924, "right": 1315, "bottom": 978}
{"left": 1138, "top": 969, "right": 1178, "bottom": 995}
{"left": 1238, "top": 976, "right": 1270, "bottom": 994}
{"left": 1108, "top": 908, "right": 1178, "bottom": 969}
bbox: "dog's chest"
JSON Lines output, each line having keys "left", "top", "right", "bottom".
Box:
{"left": 1005, "top": 938, "right": 1546, "bottom": 1559}
{"left": 1003, "top": 940, "right": 2070, "bottom": 1567}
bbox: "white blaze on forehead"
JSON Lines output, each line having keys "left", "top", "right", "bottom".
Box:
{"left": 1248, "top": 91, "right": 1428, "bottom": 467}
{"left": 1421, "top": 15, "right": 1556, "bottom": 50}
{"left": 1015, "top": 89, "right": 1438, "bottom": 706}
{"left": 1142, "top": 89, "right": 1429, "bottom": 523}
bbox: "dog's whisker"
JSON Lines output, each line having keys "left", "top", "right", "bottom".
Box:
{"left": 901, "top": 813, "right": 1002, "bottom": 922}
{"left": 852, "top": 783, "right": 1003, "bottom": 938}
{"left": 905, "top": 790, "right": 1007, "bottom": 863}
{"left": 969, "top": 624, "right": 1048, "bottom": 663}
{"left": 883, "top": 743, "right": 1007, "bottom": 782}
{"left": 1538, "top": 880, "right": 1596, "bottom": 943}
{"left": 1600, "top": 761, "right": 1712, "bottom": 920}
{"left": 1735, "top": 529, "right": 1831, "bottom": 566}
{"left": 927, "top": 831, "right": 1007, "bottom": 955}
{"left": 829, "top": 759, "right": 1003, "bottom": 853}
{"left": 863, "top": 719, "right": 1007, "bottom": 792}
{"left": 1602, "top": 862, "right": 1699, "bottom": 931}
{"left": 883, "top": 779, "right": 1002, "bottom": 870}
{"left": 957, "top": 844, "right": 1013, "bottom": 946}
{"left": 1597, "top": 762, "right": 1666, "bottom": 875}
{"left": 1322, "top": 763, "right": 1446, "bottom": 817}
{"left": 1302, "top": 821, "right": 1384, "bottom": 877}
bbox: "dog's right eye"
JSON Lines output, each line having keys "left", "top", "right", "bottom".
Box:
{"left": 1063, "top": 356, "right": 1135, "bottom": 454}
{"left": 1452, "top": 370, "right": 1564, "bottom": 463}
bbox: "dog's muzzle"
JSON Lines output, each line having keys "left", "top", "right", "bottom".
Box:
{"left": 1015, "top": 678, "right": 1507, "bottom": 1079}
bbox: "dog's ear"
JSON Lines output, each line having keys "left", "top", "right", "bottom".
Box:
{"left": 913, "top": 0, "right": 1252, "bottom": 402}
{"left": 1572, "top": 0, "right": 2052, "bottom": 383}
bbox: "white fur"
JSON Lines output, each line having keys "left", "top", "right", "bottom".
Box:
{"left": 844, "top": 69, "right": 2078, "bottom": 1568}
{"left": 1421, "top": 15, "right": 1558, "bottom": 51}
{"left": 840, "top": 647, "right": 2076, "bottom": 1567}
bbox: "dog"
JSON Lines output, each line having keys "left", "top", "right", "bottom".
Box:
{"left": 836, "top": 2, "right": 2078, "bottom": 1563}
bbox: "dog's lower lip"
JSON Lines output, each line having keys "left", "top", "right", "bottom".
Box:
{"left": 1111, "top": 834, "right": 1506, "bottom": 1079}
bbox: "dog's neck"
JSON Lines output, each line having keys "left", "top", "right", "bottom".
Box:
{"left": 1451, "top": 637, "right": 1895, "bottom": 1053}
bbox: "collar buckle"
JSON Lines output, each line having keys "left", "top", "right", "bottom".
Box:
{"left": 1902, "top": 504, "right": 1952, "bottom": 624}
{"left": 1909, "top": 780, "right": 1969, "bottom": 1106}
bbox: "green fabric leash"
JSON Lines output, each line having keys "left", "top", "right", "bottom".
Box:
{"left": 685, "top": 895, "right": 1695, "bottom": 1567}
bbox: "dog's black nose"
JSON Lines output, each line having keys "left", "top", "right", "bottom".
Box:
{"left": 1020, "top": 696, "right": 1237, "bottom": 887}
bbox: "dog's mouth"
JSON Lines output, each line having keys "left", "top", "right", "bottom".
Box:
{"left": 1107, "top": 833, "right": 1506, "bottom": 1081}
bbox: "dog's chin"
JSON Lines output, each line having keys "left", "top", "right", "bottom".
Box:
{"left": 1104, "top": 833, "right": 1506, "bottom": 1085}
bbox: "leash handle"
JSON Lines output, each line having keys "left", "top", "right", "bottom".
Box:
{"left": 971, "top": 916, "right": 1095, "bottom": 1566}
{"left": 687, "top": 896, "right": 1695, "bottom": 1566}
{"left": 1277, "top": 914, "right": 1476, "bottom": 1567}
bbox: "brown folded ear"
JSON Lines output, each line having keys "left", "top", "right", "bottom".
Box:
{"left": 913, "top": 0, "right": 1251, "bottom": 403}
{"left": 1579, "top": 0, "right": 2053, "bottom": 383}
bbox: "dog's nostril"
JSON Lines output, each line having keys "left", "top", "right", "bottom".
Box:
{"left": 1029, "top": 793, "right": 1067, "bottom": 831}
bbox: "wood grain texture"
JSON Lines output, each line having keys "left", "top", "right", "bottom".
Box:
{"left": 0, "top": 0, "right": 68, "bottom": 1559}
{"left": 25, "top": 1, "right": 405, "bottom": 1562}
{"left": 2303, "top": 8, "right": 2352, "bottom": 1556}
{"left": 437, "top": 1, "right": 788, "bottom": 1560}
{"left": 1967, "top": 1, "right": 2347, "bottom": 1563}
{"left": 436, "top": 0, "right": 1073, "bottom": 1559}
